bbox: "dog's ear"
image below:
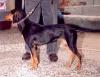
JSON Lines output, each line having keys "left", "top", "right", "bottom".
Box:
{"left": 13, "top": 10, "right": 26, "bottom": 23}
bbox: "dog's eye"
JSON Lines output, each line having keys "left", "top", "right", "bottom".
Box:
{"left": 13, "top": 13, "right": 21, "bottom": 22}
{"left": 13, "top": 11, "right": 25, "bottom": 23}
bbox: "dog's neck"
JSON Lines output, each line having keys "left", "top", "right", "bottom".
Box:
{"left": 18, "top": 18, "right": 41, "bottom": 34}
{"left": 18, "top": 21, "right": 25, "bottom": 33}
{"left": 24, "top": 19, "right": 41, "bottom": 30}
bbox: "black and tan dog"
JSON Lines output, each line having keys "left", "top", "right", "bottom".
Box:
{"left": 13, "top": 10, "right": 100, "bottom": 70}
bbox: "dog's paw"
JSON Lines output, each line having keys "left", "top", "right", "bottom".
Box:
{"left": 65, "top": 62, "right": 71, "bottom": 69}
{"left": 29, "top": 63, "right": 38, "bottom": 70}
{"left": 76, "top": 63, "right": 81, "bottom": 70}
{"left": 28, "top": 57, "right": 39, "bottom": 70}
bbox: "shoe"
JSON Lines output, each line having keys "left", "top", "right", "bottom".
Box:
{"left": 22, "top": 52, "right": 31, "bottom": 60}
{"left": 49, "top": 53, "right": 58, "bottom": 62}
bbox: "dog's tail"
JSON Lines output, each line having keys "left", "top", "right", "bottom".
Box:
{"left": 66, "top": 24, "right": 100, "bottom": 32}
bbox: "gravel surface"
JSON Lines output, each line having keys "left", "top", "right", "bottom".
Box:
{"left": 0, "top": 47, "right": 100, "bottom": 77}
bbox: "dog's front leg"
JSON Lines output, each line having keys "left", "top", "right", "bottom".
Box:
{"left": 30, "top": 45, "right": 40, "bottom": 70}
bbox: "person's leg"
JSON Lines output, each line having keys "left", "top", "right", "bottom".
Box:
{"left": 22, "top": 10, "right": 41, "bottom": 60}
{"left": 22, "top": 0, "right": 41, "bottom": 60}
{"left": 51, "top": 0, "right": 58, "bottom": 24}
{"left": 41, "top": 0, "right": 58, "bottom": 62}
{"left": 41, "top": 0, "right": 54, "bottom": 24}
{"left": 49, "top": 1, "right": 59, "bottom": 62}
{"left": 25, "top": 0, "right": 41, "bottom": 22}
{"left": 47, "top": 42, "right": 58, "bottom": 62}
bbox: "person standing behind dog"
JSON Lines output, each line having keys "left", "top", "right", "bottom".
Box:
{"left": 22, "top": 0, "right": 59, "bottom": 62}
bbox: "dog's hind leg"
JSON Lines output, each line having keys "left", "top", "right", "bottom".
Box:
{"left": 70, "top": 32, "right": 81, "bottom": 70}
{"left": 64, "top": 30, "right": 75, "bottom": 68}
{"left": 64, "top": 30, "right": 81, "bottom": 70}
{"left": 75, "top": 51, "right": 82, "bottom": 70}
{"left": 29, "top": 45, "right": 40, "bottom": 70}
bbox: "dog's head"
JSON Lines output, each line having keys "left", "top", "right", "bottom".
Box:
{"left": 12, "top": 10, "right": 27, "bottom": 32}
{"left": 13, "top": 10, "right": 26, "bottom": 23}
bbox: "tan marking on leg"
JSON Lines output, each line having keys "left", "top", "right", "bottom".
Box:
{"left": 29, "top": 47, "right": 39, "bottom": 70}
{"left": 75, "top": 52, "right": 82, "bottom": 70}
{"left": 62, "top": 43, "right": 75, "bottom": 68}
{"left": 59, "top": 38, "right": 75, "bottom": 68}
{"left": 60, "top": 38, "right": 82, "bottom": 70}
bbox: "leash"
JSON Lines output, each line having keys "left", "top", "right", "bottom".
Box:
{"left": 13, "top": 0, "right": 43, "bottom": 25}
